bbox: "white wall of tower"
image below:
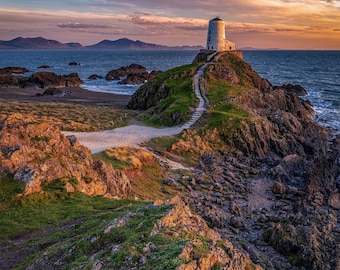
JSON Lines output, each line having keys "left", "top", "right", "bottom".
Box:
{"left": 206, "top": 18, "right": 235, "bottom": 52}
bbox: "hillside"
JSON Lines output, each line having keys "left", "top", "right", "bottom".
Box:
{"left": 0, "top": 37, "right": 202, "bottom": 50}
{"left": 0, "top": 52, "right": 339, "bottom": 269}
{"left": 0, "top": 37, "right": 83, "bottom": 50}
{"left": 129, "top": 52, "right": 340, "bottom": 269}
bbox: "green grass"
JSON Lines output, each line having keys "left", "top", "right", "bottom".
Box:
{"left": 203, "top": 72, "right": 249, "bottom": 142}
{"left": 137, "top": 64, "right": 199, "bottom": 127}
{"left": 92, "top": 151, "right": 130, "bottom": 170}
{"left": 0, "top": 174, "right": 187, "bottom": 269}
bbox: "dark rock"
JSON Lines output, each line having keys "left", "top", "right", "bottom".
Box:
{"left": 25, "top": 72, "right": 82, "bottom": 88}
{"left": 0, "top": 66, "right": 29, "bottom": 74}
{"left": 274, "top": 84, "right": 307, "bottom": 96}
{"left": 119, "top": 70, "right": 162, "bottom": 85}
{"left": 69, "top": 61, "right": 80, "bottom": 66}
{"left": 106, "top": 63, "right": 147, "bottom": 81}
{"left": 88, "top": 74, "right": 103, "bottom": 80}
{"left": 119, "top": 72, "right": 150, "bottom": 85}
{"left": 272, "top": 181, "right": 286, "bottom": 194}
{"left": 38, "top": 65, "right": 53, "bottom": 69}
{"left": 40, "top": 87, "right": 63, "bottom": 96}
{"left": 0, "top": 74, "right": 25, "bottom": 87}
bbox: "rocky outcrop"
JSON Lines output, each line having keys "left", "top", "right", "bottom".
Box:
{"left": 106, "top": 64, "right": 147, "bottom": 81}
{"left": 25, "top": 71, "right": 82, "bottom": 88}
{"left": 0, "top": 67, "right": 29, "bottom": 87}
{"left": 164, "top": 53, "right": 340, "bottom": 269}
{"left": 0, "top": 70, "right": 82, "bottom": 89}
{"left": 37, "top": 65, "right": 53, "bottom": 69}
{"left": 127, "top": 81, "right": 170, "bottom": 110}
{"left": 152, "top": 196, "right": 262, "bottom": 270}
{"left": 119, "top": 70, "right": 162, "bottom": 85}
{"left": 105, "top": 63, "right": 161, "bottom": 85}
{"left": 88, "top": 74, "right": 103, "bottom": 80}
{"left": 0, "top": 113, "right": 135, "bottom": 198}
{"left": 69, "top": 61, "right": 80, "bottom": 66}
{"left": 0, "top": 66, "right": 29, "bottom": 74}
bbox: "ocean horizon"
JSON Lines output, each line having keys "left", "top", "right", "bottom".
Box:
{"left": 0, "top": 49, "right": 339, "bottom": 132}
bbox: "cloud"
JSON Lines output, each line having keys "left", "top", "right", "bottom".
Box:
{"left": 57, "top": 23, "right": 117, "bottom": 29}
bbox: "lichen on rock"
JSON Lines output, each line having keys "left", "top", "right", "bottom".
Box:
{"left": 0, "top": 113, "right": 135, "bottom": 198}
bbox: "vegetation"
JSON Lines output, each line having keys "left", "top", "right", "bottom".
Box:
{"left": 203, "top": 72, "right": 249, "bottom": 142}
{"left": 143, "top": 54, "right": 252, "bottom": 164}
{"left": 0, "top": 174, "right": 186, "bottom": 269}
{"left": 0, "top": 100, "right": 135, "bottom": 131}
{"left": 136, "top": 64, "right": 199, "bottom": 126}
{"left": 94, "top": 147, "right": 188, "bottom": 200}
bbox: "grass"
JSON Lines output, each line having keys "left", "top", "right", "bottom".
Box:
{"left": 93, "top": 147, "right": 186, "bottom": 201}
{"left": 0, "top": 100, "right": 135, "bottom": 131}
{"left": 137, "top": 64, "right": 199, "bottom": 127}
{"left": 202, "top": 70, "right": 250, "bottom": 143}
{"left": 0, "top": 174, "right": 186, "bottom": 269}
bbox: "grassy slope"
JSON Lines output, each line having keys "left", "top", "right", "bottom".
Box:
{"left": 136, "top": 64, "right": 199, "bottom": 126}
{"left": 145, "top": 54, "right": 251, "bottom": 164}
{"left": 0, "top": 175, "right": 185, "bottom": 269}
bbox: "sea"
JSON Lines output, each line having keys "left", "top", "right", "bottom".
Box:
{"left": 0, "top": 50, "right": 339, "bottom": 132}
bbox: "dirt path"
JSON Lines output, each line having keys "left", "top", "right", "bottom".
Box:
{"left": 63, "top": 64, "right": 208, "bottom": 153}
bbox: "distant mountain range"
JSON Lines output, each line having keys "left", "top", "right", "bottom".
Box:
{"left": 0, "top": 37, "right": 203, "bottom": 50}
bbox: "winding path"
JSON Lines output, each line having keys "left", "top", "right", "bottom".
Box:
{"left": 63, "top": 64, "right": 208, "bottom": 153}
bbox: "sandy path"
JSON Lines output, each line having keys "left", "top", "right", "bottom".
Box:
{"left": 63, "top": 64, "right": 208, "bottom": 153}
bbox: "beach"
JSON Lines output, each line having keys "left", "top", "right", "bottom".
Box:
{"left": 0, "top": 86, "right": 131, "bottom": 108}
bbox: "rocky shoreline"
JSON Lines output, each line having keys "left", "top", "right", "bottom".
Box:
{"left": 0, "top": 52, "right": 339, "bottom": 269}
{"left": 127, "top": 52, "right": 340, "bottom": 269}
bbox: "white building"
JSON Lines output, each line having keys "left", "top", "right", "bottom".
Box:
{"left": 206, "top": 17, "right": 235, "bottom": 52}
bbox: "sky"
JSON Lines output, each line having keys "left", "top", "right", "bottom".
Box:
{"left": 0, "top": 0, "right": 339, "bottom": 49}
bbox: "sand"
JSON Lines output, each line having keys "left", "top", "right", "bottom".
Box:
{"left": 0, "top": 86, "right": 131, "bottom": 108}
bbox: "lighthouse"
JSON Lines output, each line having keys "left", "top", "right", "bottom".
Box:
{"left": 206, "top": 17, "right": 235, "bottom": 52}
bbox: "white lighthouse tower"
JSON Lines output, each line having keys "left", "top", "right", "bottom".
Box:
{"left": 206, "top": 17, "right": 235, "bottom": 52}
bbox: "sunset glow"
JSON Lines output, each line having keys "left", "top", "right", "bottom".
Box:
{"left": 0, "top": 0, "right": 339, "bottom": 49}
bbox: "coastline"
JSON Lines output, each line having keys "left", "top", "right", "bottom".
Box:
{"left": 0, "top": 86, "right": 131, "bottom": 108}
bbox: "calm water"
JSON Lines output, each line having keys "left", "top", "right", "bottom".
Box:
{"left": 0, "top": 50, "right": 339, "bottom": 131}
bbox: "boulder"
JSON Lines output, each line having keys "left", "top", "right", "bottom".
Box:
{"left": 106, "top": 63, "right": 147, "bottom": 81}
{"left": 25, "top": 71, "right": 82, "bottom": 88}
{"left": 272, "top": 181, "right": 286, "bottom": 194}
{"left": 88, "top": 74, "right": 103, "bottom": 80}
{"left": 69, "top": 61, "right": 80, "bottom": 66}
{"left": 38, "top": 65, "right": 53, "bottom": 69}
{"left": 0, "top": 66, "right": 29, "bottom": 74}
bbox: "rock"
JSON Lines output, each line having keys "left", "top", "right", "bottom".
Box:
{"left": 272, "top": 181, "right": 286, "bottom": 194}
{"left": 39, "top": 87, "right": 63, "bottom": 96}
{"left": 25, "top": 71, "right": 82, "bottom": 88}
{"left": 88, "top": 74, "right": 103, "bottom": 80}
{"left": 38, "top": 65, "right": 53, "bottom": 69}
{"left": 0, "top": 74, "right": 24, "bottom": 87}
{"left": 152, "top": 196, "right": 261, "bottom": 270}
{"left": 328, "top": 193, "right": 340, "bottom": 209}
{"left": 69, "top": 61, "right": 79, "bottom": 66}
{"left": 0, "top": 66, "right": 29, "bottom": 74}
{"left": 0, "top": 113, "right": 135, "bottom": 198}
{"left": 106, "top": 63, "right": 147, "bottom": 81}
{"left": 153, "top": 199, "right": 164, "bottom": 206}
{"left": 274, "top": 84, "right": 307, "bottom": 96}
